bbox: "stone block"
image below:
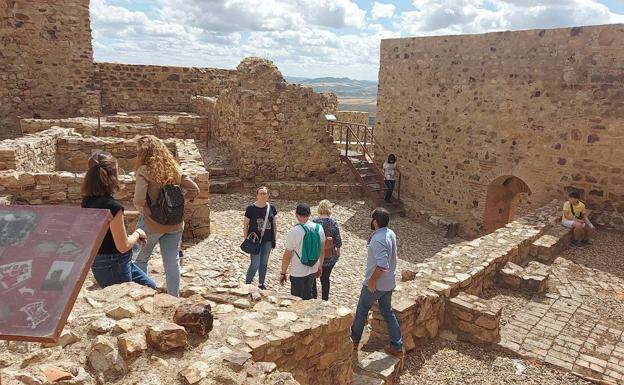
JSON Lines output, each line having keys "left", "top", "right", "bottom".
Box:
{"left": 447, "top": 293, "right": 501, "bottom": 345}
{"left": 145, "top": 322, "right": 188, "bottom": 352}
{"left": 117, "top": 334, "right": 147, "bottom": 360}
{"left": 173, "top": 303, "right": 213, "bottom": 336}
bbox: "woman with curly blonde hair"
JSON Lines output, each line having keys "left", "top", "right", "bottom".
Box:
{"left": 132, "top": 135, "right": 199, "bottom": 296}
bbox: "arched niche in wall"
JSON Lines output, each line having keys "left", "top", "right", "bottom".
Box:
{"left": 483, "top": 175, "right": 532, "bottom": 233}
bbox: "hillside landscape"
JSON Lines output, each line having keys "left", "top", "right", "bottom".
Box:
{"left": 286, "top": 76, "right": 378, "bottom": 118}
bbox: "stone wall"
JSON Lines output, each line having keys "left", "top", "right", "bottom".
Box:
{"left": 0, "top": 127, "right": 72, "bottom": 172}
{"left": 335, "top": 111, "right": 369, "bottom": 125}
{"left": 21, "top": 114, "right": 209, "bottom": 142}
{"left": 243, "top": 181, "right": 364, "bottom": 201}
{"left": 214, "top": 58, "right": 349, "bottom": 182}
{"left": 376, "top": 24, "right": 624, "bottom": 235}
{"left": 55, "top": 136, "right": 176, "bottom": 173}
{"left": 320, "top": 93, "right": 338, "bottom": 114}
{"left": 0, "top": 133, "right": 210, "bottom": 239}
{"left": 96, "top": 63, "right": 236, "bottom": 114}
{"left": 371, "top": 200, "right": 564, "bottom": 351}
{"left": 0, "top": 0, "right": 99, "bottom": 139}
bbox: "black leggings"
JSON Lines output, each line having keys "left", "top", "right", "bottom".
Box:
{"left": 312, "top": 262, "right": 336, "bottom": 301}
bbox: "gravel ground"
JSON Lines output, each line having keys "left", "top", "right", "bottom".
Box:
{"left": 559, "top": 229, "right": 624, "bottom": 280}
{"left": 201, "top": 193, "right": 461, "bottom": 307}
{"left": 397, "top": 338, "right": 592, "bottom": 385}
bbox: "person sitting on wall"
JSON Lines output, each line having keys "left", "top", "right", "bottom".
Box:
{"left": 81, "top": 151, "right": 156, "bottom": 289}
{"left": 562, "top": 190, "right": 594, "bottom": 247}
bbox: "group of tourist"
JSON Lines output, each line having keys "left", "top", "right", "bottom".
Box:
{"left": 81, "top": 144, "right": 405, "bottom": 356}
{"left": 243, "top": 190, "right": 343, "bottom": 301}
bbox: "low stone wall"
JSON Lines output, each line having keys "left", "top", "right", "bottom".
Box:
{"left": 242, "top": 181, "right": 364, "bottom": 201}
{"left": 446, "top": 293, "right": 502, "bottom": 345}
{"left": 21, "top": 117, "right": 137, "bottom": 137}
{"left": 371, "top": 200, "right": 563, "bottom": 351}
{"left": 335, "top": 111, "right": 369, "bottom": 125}
{"left": 55, "top": 136, "right": 173, "bottom": 173}
{"left": 0, "top": 127, "right": 72, "bottom": 172}
{"left": 248, "top": 303, "right": 354, "bottom": 385}
{"left": 0, "top": 136, "right": 210, "bottom": 239}
{"left": 96, "top": 62, "right": 236, "bottom": 113}
{"left": 21, "top": 114, "right": 210, "bottom": 143}
{"left": 396, "top": 195, "right": 461, "bottom": 238}
{"left": 190, "top": 96, "right": 218, "bottom": 141}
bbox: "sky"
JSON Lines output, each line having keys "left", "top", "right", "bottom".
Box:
{"left": 91, "top": 0, "right": 624, "bottom": 81}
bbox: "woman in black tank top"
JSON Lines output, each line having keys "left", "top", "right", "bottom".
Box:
{"left": 81, "top": 151, "right": 156, "bottom": 289}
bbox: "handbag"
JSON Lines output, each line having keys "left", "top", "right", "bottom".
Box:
{"left": 240, "top": 203, "right": 271, "bottom": 255}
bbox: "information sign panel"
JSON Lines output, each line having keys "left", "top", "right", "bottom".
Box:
{"left": 0, "top": 206, "right": 110, "bottom": 342}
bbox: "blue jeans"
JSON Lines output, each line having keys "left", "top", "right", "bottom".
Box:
{"left": 245, "top": 241, "right": 272, "bottom": 286}
{"left": 134, "top": 216, "right": 183, "bottom": 297}
{"left": 351, "top": 285, "right": 403, "bottom": 351}
{"left": 91, "top": 251, "right": 156, "bottom": 289}
{"left": 384, "top": 180, "right": 395, "bottom": 202}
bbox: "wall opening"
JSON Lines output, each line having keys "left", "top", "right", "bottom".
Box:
{"left": 483, "top": 175, "right": 532, "bottom": 233}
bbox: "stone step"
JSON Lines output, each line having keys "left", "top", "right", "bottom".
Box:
{"left": 446, "top": 292, "right": 502, "bottom": 345}
{"left": 352, "top": 372, "right": 384, "bottom": 385}
{"left": 498, "top": 261, "right": 549, "bottom": 294}
{"left": 207, "top": 166, "right": 238, "bottom": 178}
{"left": 529, "top": 225, "right": 572, "bottom": 262}
{"left": 209, "top": 177, "right": 243, "bottom": 194}
{"left": 353, "top": 350, "right": 402, "bottom": 385}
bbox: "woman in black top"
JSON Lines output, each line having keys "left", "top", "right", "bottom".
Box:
{"left": 243, "top": 186, "right": 278, "bottom": 289}
{"left": 81, "top": 151, "right": 156, "bottom": 289}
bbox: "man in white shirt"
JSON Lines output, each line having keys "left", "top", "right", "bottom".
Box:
{"left": 279, "top": 203, "right": 325, "bottom": 300}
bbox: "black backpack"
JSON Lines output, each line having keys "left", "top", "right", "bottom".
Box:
{"left": 147, "top": 184, "right": 185, "bottom": 225}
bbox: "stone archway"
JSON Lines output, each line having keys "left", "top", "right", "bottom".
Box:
{"left": 483, "top": 175, "right": 532, "bottom": 233}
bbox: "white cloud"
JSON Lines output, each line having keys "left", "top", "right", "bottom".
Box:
{"left": 371, "top": 2, "right": 396, "bottom": 20}
{"left": 397, "top": 0, "right": 624, "bottom": 36}
{"left": 158, "top": 0, "right": 366, "bottom": 31}
{"left": 90, "top": 0, "right": 624, "bottom": 80}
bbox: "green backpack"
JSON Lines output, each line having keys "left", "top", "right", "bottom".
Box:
{"left": 295, "top": 223, "right": 322, "bottom": 266}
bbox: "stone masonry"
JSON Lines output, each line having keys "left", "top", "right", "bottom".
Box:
{"left": 376, "top": 24, "right": 624, "bottom": 235}
{"left": 0, "top": 130, "right": 210, "bottom": 239}
{"left": 96, "top": 63, "right": 236, "bottom": 113}
{"left": 214, "top": 58, "right": 350, "bottom": 182}
{"left": 0, "top": 127, "right": 72, "bottom": 172}
{"left": 0, "top": 0, "right": 99, "bottom": 139}
{"left": 369, "top": 200, "right": 564, "bottom": 352}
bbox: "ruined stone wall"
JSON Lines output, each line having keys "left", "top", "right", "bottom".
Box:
{"left": 320, "top": 92, "right": 338, "bottom": 114}
{"left": 21, "top": 114, "right": 209, "bottom": 142}
{"left": 55, "top": 136, "right": 177, "bottom": 173}
{"left": 96, "top": 63, "right": 236, "bottom": 114}
{"left": 0, "top": 0, "right": 99, "bottom": 139}
{"left": 215, "top": 58, "right": 349, "bottom": 182}
{"left": 0, "top": 127, "right": 72, "bottom": 172}
{"left": 335, "top": 111, "right": 369, "bottom": 125}
{"left": 373, "top": 200, "right": 564, "bottom": 350}
{"left": 376, "top": 24, "right": 624, "bottom": 235}
{"left": 0, "top": 133, "right": 210, "bottom": 239}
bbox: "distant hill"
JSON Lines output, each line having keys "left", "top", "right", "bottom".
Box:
{"left": 285, "top": 76, "right": 378, "bottom": 98}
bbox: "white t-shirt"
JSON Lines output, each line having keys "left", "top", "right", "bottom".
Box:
{"left": 284, "top": 221, "right": 326, "bottom": 277}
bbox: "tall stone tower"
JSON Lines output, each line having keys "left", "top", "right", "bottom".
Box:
{"left": 0, "top": 0, "right": 99, "bottom": 139}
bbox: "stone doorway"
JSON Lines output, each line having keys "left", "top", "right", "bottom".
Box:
{"left": 483, "top": 175, "right": 531, "bottom": 233}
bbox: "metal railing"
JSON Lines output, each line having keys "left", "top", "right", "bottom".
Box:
{"left": 327, "top": 120, "right": 401, "bottom": 203}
